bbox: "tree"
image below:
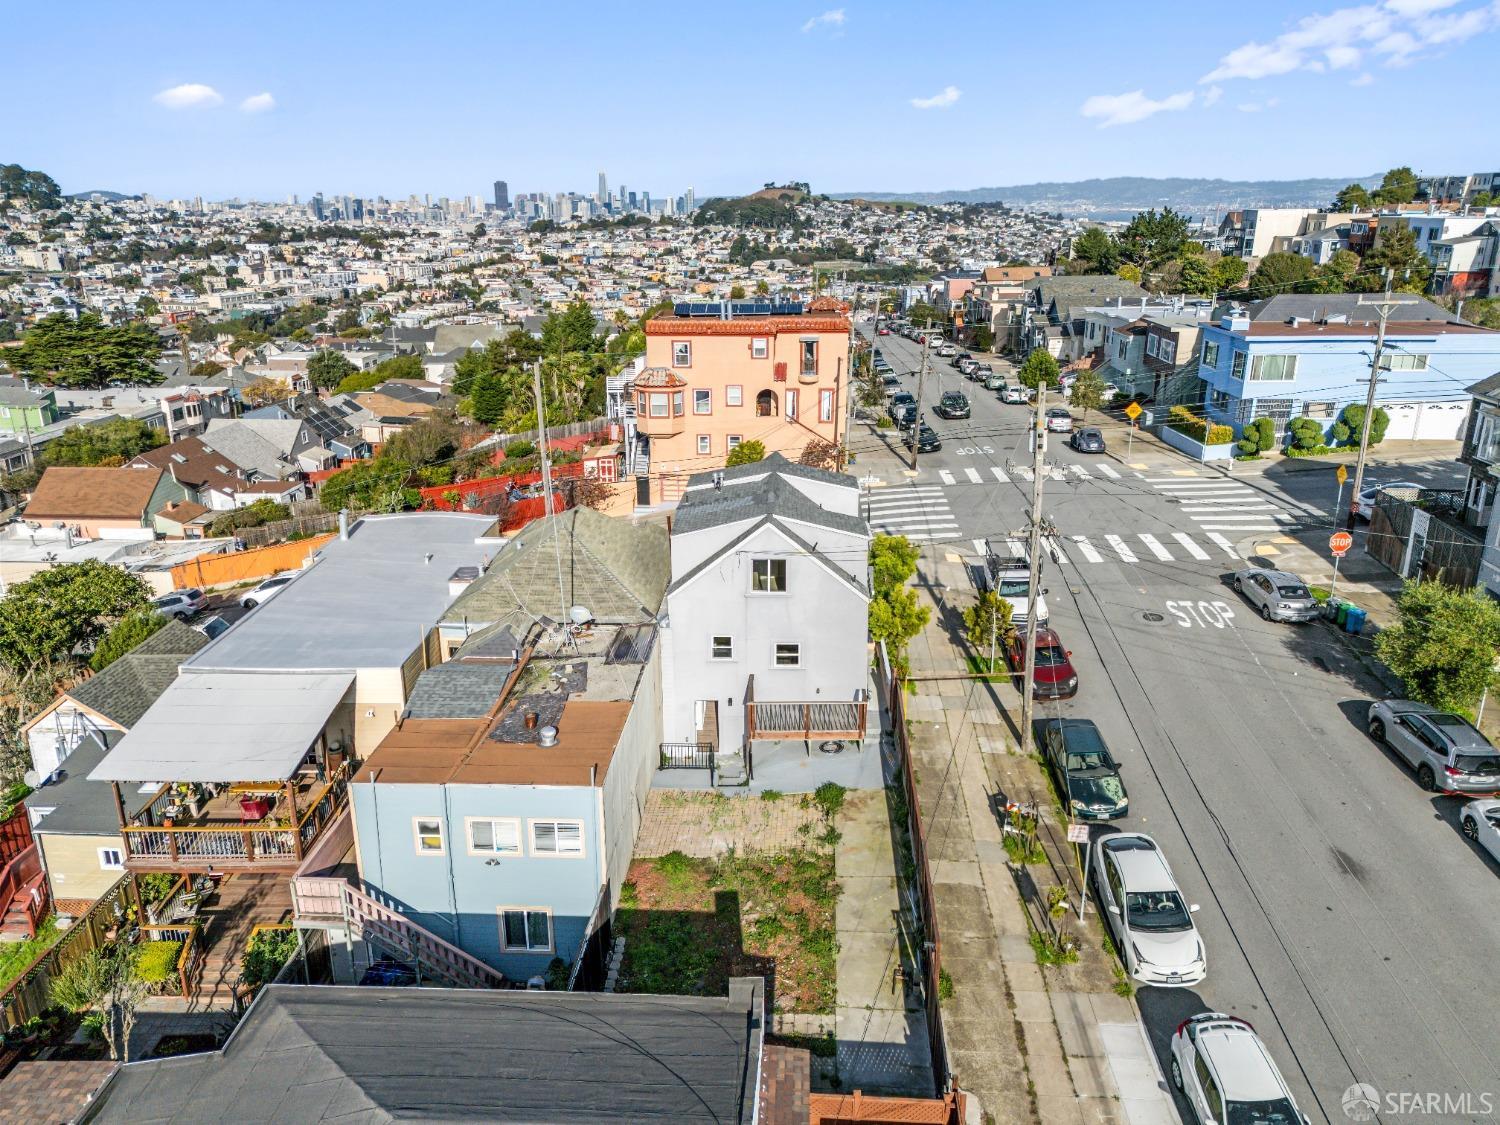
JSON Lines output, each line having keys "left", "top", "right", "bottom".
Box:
{"left": 90, "top": 609, "right": 169, "bottom": 672}
{"left": 1247, "top": 252, "right": 1315, "bottom": 300}
{"left": 1372, "top": 166, "right": 1418, "bottom": 206}
{"left": 1331, "top": 403, "right": 1389, "bottom": 447}
{"left": 798, "top": 439, "right": 841, "bottom": 471}
{"left": 725, "top": 440, "right": 766, "bottom": 467}
{"left": 868, "top": 535, "right": 929, "bottom": 676}
{"left": 0, "top": 163, "right": 63, "bottom": 209}
{"left": 1177, "top": 255, "right": 1214, "bottom": 295}
{"left": 729, "top": 284, "right": 746, "bottom": 300}
{"left": 1117, "top": 263, "right": 1142, "bottom": 283}
{"left": 136, "top": 294, "right": 160, "bottom": 317}
{"left": 472, "top": 222, "right": 486, "bottom": 239}
{"left": 307, "top": 349, "right": 357, "bottom": 392}
{"left": 1284, "top": 416, "right": 1324, "bottom": 453}
{"left": 10, "top": 312, "right": 162, "bottom": 388}
{"left": 1071, "top": 227, "right": 1119, "bottom": 273}
{"left": 1016, "top": 349, "right": 1060, "bottom": 391}
{"left": 568, "top": 475, "right": 614, "bottom": 511}
{"left": 1067, "top": 369, "right": 1108, "bottom": 419}
{"left": 964, "top": 589, "right": 1014, "bottom": 672}
{"left": 382, "top": 412, "right": 464, "bottom": 469}
{"left": 51, "top": 942, "right": 148, "bottom": 1062}
{"left": 190, "top": 359, "right": 224, "bottom": 378}
{"left": 1375, "top": 582, "right": 1500, "bottom": 714}
{"left": 972, "top": 325, "right": 995, "bottom": 351}
{"left": 319, "top": 458, "right": 418, "bottom": 513}
{"left": 1457, "top": 297, "right": 1500, "bottom": 329}
{"left": 1335, "top": 183, "right": 1373, "bottom": 211}
{"left": 469, "top": 371, "right": 507, "bottom": 426}
{"left": 0, "top": 560, "right": 152, "bottom": 671}
{"left": 1117, "top": 207, "right": 1189, "bottom": 268}
{"left": 241, "top": 377, "right": 292, "bottom": 408}
{"left": 41, "top": 419, "right": 165, "bottom": 467}
{"left": 208, "top": 498, "right": 290, "bottom": 537}
{"left": 541, "top": 299, "right": 598, "bottom": 355}
{"left": 1364, "top": 226, "right": 1433, "bottom": 294}
{"left": 904, "top": 301, "right": 940, "bottom": 328}
{"left": 1211, "top": 255, "right": 1247, "bottom": 292}
{"left": 1309, "top": 249, "right": 1363, "bottom": 294}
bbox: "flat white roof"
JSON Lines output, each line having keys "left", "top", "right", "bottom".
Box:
{"left": 88, "top": 671, "right": 354, "bottom": 783}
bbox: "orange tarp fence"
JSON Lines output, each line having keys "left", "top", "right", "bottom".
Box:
{"left": 170, "top": 534, "right": 335, "bottom": 591}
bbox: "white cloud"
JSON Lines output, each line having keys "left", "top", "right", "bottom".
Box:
{"left": 1236, "top": 97, "right": 1282, "bottom": 112}
{"left": 800, "top": 8, "right": 845, "bottom": 32}
{"left": 153, "top": 83, "right": 223, "bottom": 109}
{"left": 1201, "top": 84, "right": 1224, "bottom": 106}
{"left": 910, "top": 85, "right": 961, "bottom": 110}
{"left": 240, "top": 92, "right": 276, "bottom": 113}
{"left": 1351, "top": 70, "right": 1377, "bottom": 84}
{"left": 1079, "top": 88, "right": 1194, "bottom": 128}
{"left": 1201, "top": 0, "right": 1499, "bottom": 83}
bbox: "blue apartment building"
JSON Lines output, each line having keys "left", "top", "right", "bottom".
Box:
{"left": 1196, "top": 294, "right": 1498, "bottom": 443}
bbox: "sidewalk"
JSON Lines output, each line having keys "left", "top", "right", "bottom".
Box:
{"left": 904, "top": 555, "right": 1179, "bottom": 1125}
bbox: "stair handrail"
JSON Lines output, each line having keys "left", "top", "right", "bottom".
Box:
{"left": 339, "top": 881, "right": 506, "bottom": 989}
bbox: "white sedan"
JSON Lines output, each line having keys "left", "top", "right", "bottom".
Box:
{"left": 1353, "top": 479, "right": 1422, "bottom": 520}
{"left": 1092, "top": 833, "right": 1206, "bottom": 987}
{"left": 1461, "top": 799, "right": 1500, "bottom": 863}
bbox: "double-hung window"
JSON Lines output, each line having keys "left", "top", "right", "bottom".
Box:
{"left": 648, "top": 393, "right": 669, "bottom": 417}
{"left": 751, "top": 337, "right": 769, "bottom": 359}
{"left": 500, "top": 908, "right": 552, "bottom": 952}
{"left": 711, "top": 635, "right": 734, "bottom": 659}
{"left": 1230, "top": 351, "right": 1247, "bottom": 380}
{"left": 413, "top": 817, "right": 445, "bottom": 855}
{"left": 697, "top": 435, "right": 711, "bottom": 455}
{"left": 693, "top": 389, "right": 712, "bottom": 414}
{"left": 1202, "top": 340, "right": 1220, "bottom": 368}
{"left": 467, "top": 818, "right": 521, "bottom": 855}
{"left": 819, "top": 389, "right": 834, "bottom": 422}
{"left": 530, "top": 820, "right": 584, "bottom": 856}
{"left": 673, "top": 341, "right": 692, "bottom": 367}
{"left": 726, "top": 385, "right": 743, "bottom": 407}
{"left": 751, "top": 557, "right": 787, "bottom": 592}
{"left": 774, "top": 643, "right": 801, "bottom": 667}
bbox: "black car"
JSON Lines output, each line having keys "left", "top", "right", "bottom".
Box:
{"left": 888, "top": 391, "right": 915, "bottom": 420}
{"left": 903, "top": 423, "right": 942, "bottom": 452}
{"left": 934, "top": 392, "right": 970, "bottom": 420}
{"left": 1035, "top": 718, "right": 1129, "bottom": 820}
{"left": 892, "top": 402, "right": 918, "bottom": 428}
{"left": 1070, "top": 426, "right": 1106, "bottom": 453}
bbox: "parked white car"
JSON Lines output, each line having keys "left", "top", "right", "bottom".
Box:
{"left": 1461, "top": 799, "right": 1500, "bottom": 863}
{"left": 239, "top": 572, "right": 298, "bottom": 609}
{"left": 151, "top": 588, "right": 205, "bottom": 621}
{"left": 1354, "top": 479, "right": 1422, "bottom": 520}
{"left": 1092, "top": 833, "right": 1205, "bottom": 987}
{"left": 1170, "top": 1013, "right": 1309, "bottom": 1125}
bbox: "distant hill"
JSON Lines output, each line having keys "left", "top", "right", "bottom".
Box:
{"left": 830, "top": 176, "right": 1380, "bottom": 216}
{"left": 66, "top": 189, "right": 135, "bottom": 202}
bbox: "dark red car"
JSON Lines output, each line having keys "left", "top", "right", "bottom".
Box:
{"left": 1005, "top": 628, "right": 1078, "bottom": 699}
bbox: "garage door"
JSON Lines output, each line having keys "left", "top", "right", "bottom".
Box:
{"left": 1382, "top": 400, "right": 1469, "bottom": 441}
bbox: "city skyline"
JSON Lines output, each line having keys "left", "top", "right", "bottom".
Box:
{"left": 7, "top": 1, "right": 1499, "bottom": 200}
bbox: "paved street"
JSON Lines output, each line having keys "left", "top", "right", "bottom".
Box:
{"left": 857, "top": 325, "right": 1500, "bottom": 1122}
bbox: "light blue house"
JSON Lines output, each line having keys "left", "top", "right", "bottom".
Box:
{"left": 347, "top": 509, "right": 670, "bottom": 984}
{"left": 1196, "top": 294, "right": 1498, "bottom": 442}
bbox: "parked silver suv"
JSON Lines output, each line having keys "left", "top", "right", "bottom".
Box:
{"left": 1367, "top": 700, "right": 1500, "bottom": 794}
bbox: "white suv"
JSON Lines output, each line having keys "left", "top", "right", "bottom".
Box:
{"left": 239, "top": 572, "right": 297, "bottom": 609}
{"left": 152, "top": 588, "right": 205, "bottom": 620}
{"left": 1171, "top": 1013, "right": 1308, "bottom": 1125}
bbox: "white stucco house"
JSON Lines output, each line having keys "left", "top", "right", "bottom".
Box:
{"left": 659, "top": 454, "right": 871, "bottom": 787}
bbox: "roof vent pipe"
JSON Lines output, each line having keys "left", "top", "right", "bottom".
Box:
{"left": 538, "top": 725, "right": 559, "bottom": 748}
{"left": 338, "top": 509, "right": 349, "bottom": 540}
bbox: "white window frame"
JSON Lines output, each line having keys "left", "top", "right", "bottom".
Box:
{"left": 672, "top": 340, "right": 692, "bottom": 367}
{"left": 711, "top": 635, "right": 734, "bottom": 660}
{"left": 774, "top": 642, "right": 802, "bottom": 667}
{"left": 785, "top": 388, "right": 798, "bottom": 418}
{"left": 697, "top": 434, "right": 711, "bottom": 455}
{"left": 413, "top": 816, "right": 446, "bottom": 855}
{"left": 693, "top": 388, "right": 712, "bottom": 414}
{"left": 1249, "top": 354, "right": 1297, "bottom": 382}
{"left": 726, "top": 385, "right": 743, "bottom": 407}
{"left": 727, "top": 434, "right": 743, "bottom": 449}
{"left": 1203, "top": 340, "right": 1220, "bottom": 367}
{"left": 98, "top": 847, "right": 124, "bottom": 871}
{"left": 819, "top": 389, "right": 834, "bottom": 422}
{"left": 465, "top": 816, "right": 521, "bottom": 856}
{"left": 800, "top": 339, "right": 817, "bottom": 375}
{"left": 498, "top": 906, "right": 554, "bottom": 952}
{"left": 648, "top": 393, "right": 669, "bottom": 417}
{"left": 751, "top": 337, "right": 769, "bottom": 359}
{"left": 751, "top": 557, "right": 787, "bottom": 593}
{"left": 529, "top": 819, "right": 585, "bottom": 857}
{"left": 1230, "top": 351, "right": 1247, "bottom": 380}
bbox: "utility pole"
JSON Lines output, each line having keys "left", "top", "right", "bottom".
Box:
{"left": 841, "top": 290, "right": 862, "bottom": 469}
{"left": 1345, "top": 276, "right": 1417, "bottom": 529}
{"left": 1019, "top": 384, "right": 1048, "bottom": 759}
{"left": 909, "top": 320, "right": 932, "bottom": 471}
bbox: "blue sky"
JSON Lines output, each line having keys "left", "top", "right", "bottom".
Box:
{"left": 8, "top": 0, "right": 1500, "bottom": 200}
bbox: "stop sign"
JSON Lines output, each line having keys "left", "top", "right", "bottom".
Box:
{"left": 1329, "top": 531, "right": 1353, "bottom": 557}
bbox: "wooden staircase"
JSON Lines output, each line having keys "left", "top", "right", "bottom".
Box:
{"left": 0, "top": 845, "right": 49, "bottom": 940}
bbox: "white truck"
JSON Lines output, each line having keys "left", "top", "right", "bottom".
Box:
{"left": 983, "top": 540, "right": 1049, "bottom": 629}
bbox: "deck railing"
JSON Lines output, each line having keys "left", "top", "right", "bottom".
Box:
{"left": 297, "top": 764, "right": 350, "bottom": 851}
{"left": 745, "top": 699, "right": 868, "bottom": 741}
{"left": 659, "top": 742, "right": 716, "bottom": 770}
{"left": 0, "top": 844, "right": 49, "bottom": 939}
{"left": 139, "top": 922, "right": 203, "bottom": 1001}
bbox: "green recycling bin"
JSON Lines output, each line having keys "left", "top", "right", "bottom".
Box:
{"left": 1335, "top": 602, "right": 1350, "bottom": 627}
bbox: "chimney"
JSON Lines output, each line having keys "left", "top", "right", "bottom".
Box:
{"left": 338, "top": 509, "right": 349, "bottom": 540}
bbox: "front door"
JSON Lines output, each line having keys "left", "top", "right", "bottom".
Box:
{"left": 635, "top": 475, "right": 650, "bottom": 507}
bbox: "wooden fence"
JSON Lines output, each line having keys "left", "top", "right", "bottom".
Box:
{"left": 169, "top": 534, "right": 335, "bottom": 591}
{"left": 0, "top": 875, "right": 130, "bottom": 1032}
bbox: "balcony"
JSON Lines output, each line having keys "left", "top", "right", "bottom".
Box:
{"left": 744, "top": 675, "right": 868, "bottom": 742}
{"left": 117, "top": 762, "right": 351, "bottom": 873}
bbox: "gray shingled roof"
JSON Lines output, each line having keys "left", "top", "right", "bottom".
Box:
{"left": 22, "top": 735, "right": 122, "bottom": 836}
{"left": 1247, "top": 293, "right": 1459, "bottom": 324}
{"left": 671, "top": 469, "right": 867, "bottom": 538}
{"left": 403, "top": 662, "right": 511, "bottom": 719}
{"left": 442, "top": 507, "right": 668, "bottom": 629}
{"left": 70, "top": 621, "right": 207, "bottom": 728}
{"left": 87, "top": 982, "right": 763, "bottom": 1123}
{"left": 684, "top": 451, "right": 857, "bottom": 492}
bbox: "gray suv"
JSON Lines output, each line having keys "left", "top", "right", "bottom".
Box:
{"left": 1367, "top": 700, "right": 1500, "bottom": 794}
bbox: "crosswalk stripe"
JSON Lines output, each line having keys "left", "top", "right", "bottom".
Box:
{"left": 1179, "top": 503, "right": 1279, "bottom": 512}
{"left": 873, "top": 514, "right": 958, "bottom": 527}
{"left": 1047, "top": 466, "right": 1067, "bottom": 481}
{"left": 1066, "top": 465, "right": 1090, "bottom": 479}
{"left": 1096, "top": 464, "right": 1121, "bottom": 479}
{"left": 1207, "top": 533, "right": 1240, "bottom": 558}
{"left": 868, "top": 500, "right": 948, "bottom": 512}
{"left": 1138, "top": 534, "right": 1173, "bottom": 561}
{"left": 1104, "top": 534, "right": 1138, "bottom": 563}
{"left": 939, "top": 470, "right": 956, "bottom": 485}
{"left": 965, "top": 467, "right": 983, "bottom": 484}
{"left": 1172, "top": 533, "right": 1211, "bottom": 560}
{"left": 1155, "top": 485, "right": 1254, "bottom": 495}
{"left": 1199, "top": 524, "right": 1281, "bottom": 531}
{"left": 1006, "top": 537, "right": 1027, "bottom": 557}
{"left": 1072, "top": 536, "right": 1104, "bottom": 563}
{"left": 1014, "top": 467, "right": 1034, "bottom": 481}
{"left": 990, "top": 466, "right": 1010, "bottom": 483}
{"left": 972, "top": 539, "right": 987, "bottom": 557}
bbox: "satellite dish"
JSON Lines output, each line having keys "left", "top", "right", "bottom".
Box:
{"left": 23, "top": 770, "right": 41, "bottom": 789}
{"left": 568, "top": 606, "right": 592, "bottom": 625}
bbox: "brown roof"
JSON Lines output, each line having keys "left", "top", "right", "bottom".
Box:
{"left": 157, "top": 500, "right": 211, "bottom": 524}
{"left": 354, "top": 699, "right": 631, "bottom": 787}
{"left": 0, "top": 1061, "right": 118, "bottom": 1122}
{"left": 127, "top": 436, "right": 245, "bottom": 494}
{"left": 26, "top": 466, "right": 163, "bottom": 521}
{"left": 646, "top": 315, "right": 848, "bottom": 337}
{"left": 353, "top": 392, "right": 435, "bottom": 417}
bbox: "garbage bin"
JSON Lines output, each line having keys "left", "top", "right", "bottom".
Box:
{"left": 1335, "top": 602, "right": 1350, "bottom": 627}
{"left": 1345, "top": 606, "right": 1366, "bottom": 635}
{"left": 1138, "top": 409, "right": 1154, "bottom": 427}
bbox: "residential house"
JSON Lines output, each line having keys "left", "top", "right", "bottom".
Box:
{"left": 1141, "top": 308, "right": 1213, "bottom": 407}
{"left": 0, "top": 384, "right": 59, "bottom": 439}
{"left": 632, "top": 299, "right": 851, "bottom": 503}
{"left": 1022, "top": 277, "right": 1148, "bottom": 362}
{"left": 964, "top": 266, "right": 1052, "bottom": 353}
{"left": 1430, "top": 221, "right": 1499, "bottom": 300}
{"left": 1218, "top": 208, "right": 1318, "bottom": 260}
{"left": 204, "top": 416, "right": 325, "bottom": 479}
{"left": 1458, "top": 373, "right": 1500, "bottom": 598}
{"left": 126, "top": 435, "right": 255, "bottom": 511}
{"left": 24, "top": 466, "right": 187, "bottom": 539}
{"left": 1417, "top": 172, "right": 1500, "bottom": 205}
{"left": 1196, "top": 294, "right": 1497, "bottom": 442}
{"left": 659, "top": 454, "right": 872, "bottom": 790}
{"left": 22, "top": 622, "right": 207, "bottom": 906}
{"left": 244, "top": 394, "right": 372, "bottom": 462}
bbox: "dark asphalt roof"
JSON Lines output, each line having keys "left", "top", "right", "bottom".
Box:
{"left": 23, "top": 736, "right": 122, "bottom": 836}
{"left": 87, "top": 981, "right": 764, "bottom": 1123}
{"left": 403, "top": 661, "right": 511, "bottom": 719}
{"left": 671, "top": 464, "right": 866, "bottom": 539}
{"left": 1246, "top": 293, "right": 1457, "bottom": 324}
{"left": 69, "top": 621, "right": 207, "bottom": 728}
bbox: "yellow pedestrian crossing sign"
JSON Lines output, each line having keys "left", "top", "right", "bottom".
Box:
{"left": 1123, "top": 401, "right": 1142, "bottom": 422}
{"left": 1336, "top": 464, "right": 1348, "bottom": 485}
